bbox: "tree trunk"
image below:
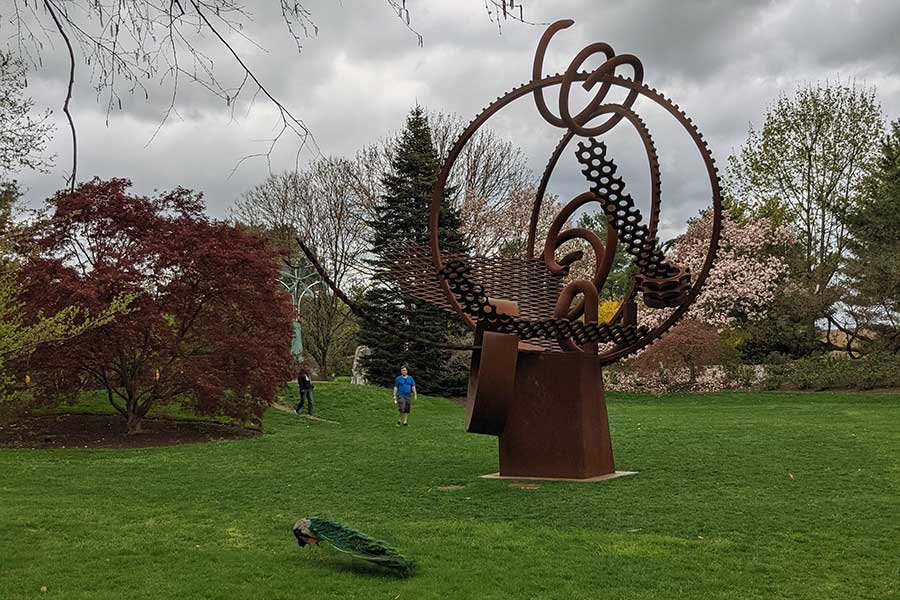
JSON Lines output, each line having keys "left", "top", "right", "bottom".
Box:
{"left": 126, "top": 410, "right": 143, "bottom": 434}
{"left": 311, "top": 346, "right": 329, "bottom": 380}
{"left": 319, "top": 350, "right": 329, "bottom": 380}
{"left": 125, "top": 382, "right": 143, "bottom": 435}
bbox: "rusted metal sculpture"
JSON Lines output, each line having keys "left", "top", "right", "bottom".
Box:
{"left": 408, "top": 20, "right": 720, "bottom": 479}
{"left": 300, "top": 19, "right": 722, "bottom": 480}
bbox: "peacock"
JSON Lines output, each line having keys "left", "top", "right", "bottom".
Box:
{"left": 293, "top": 518, "right": 415, "bottom": 578}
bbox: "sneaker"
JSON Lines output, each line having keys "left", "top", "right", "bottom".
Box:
{"left": 402, "top": 422, "right": 408, "bottom": 426}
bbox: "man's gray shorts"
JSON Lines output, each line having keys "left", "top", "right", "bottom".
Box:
{"left": 397, "top": 396, "right": 411, "bottom": 414}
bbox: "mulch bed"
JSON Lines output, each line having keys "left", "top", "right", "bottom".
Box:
{"left": 0, "top": 413, "right": 261, "bottom": 449}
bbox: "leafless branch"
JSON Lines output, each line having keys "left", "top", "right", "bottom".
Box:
{"left": 7, "top": 1, "right": 531, "bottom": 185}
{"left": 384, "top": 0, "right": 423, "bottom": 47}
{"left": 41, "top": 0, "right": 77, "bottom": 190}
{"left": 482, "top": 0, "right": 543, "bottom": 32}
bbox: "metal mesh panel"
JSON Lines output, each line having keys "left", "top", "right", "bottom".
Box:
{"left": 385, "top": 244, "right": 648, "bottom": 351}
{"left": 439, "top": 260, "right": 647, "bottom": 347}
{"left": 386, "top": 243, "right": 565, "bottom": 321}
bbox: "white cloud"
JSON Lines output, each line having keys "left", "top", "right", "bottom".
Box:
{"left": 10, "top": 0, "right": 900, "bottom": 232}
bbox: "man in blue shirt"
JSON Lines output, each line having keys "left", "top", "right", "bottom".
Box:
{"left": 392, "top": 366, "right": 417, "bottom": 426}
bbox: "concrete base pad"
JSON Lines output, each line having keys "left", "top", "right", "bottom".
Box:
{"left": 480, "top": 470, "right": 638, "bottom": 483}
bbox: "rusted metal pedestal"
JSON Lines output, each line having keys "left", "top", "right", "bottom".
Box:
{"left": 499, "top": 349, "right": 614, "bottom": 479}
{"left": 467, "top": 330, "right": 618, "bottom": 480}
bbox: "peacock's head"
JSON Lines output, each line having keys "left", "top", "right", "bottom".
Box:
{"left": 293, "top": 518, "right": 320, "bottom": 547}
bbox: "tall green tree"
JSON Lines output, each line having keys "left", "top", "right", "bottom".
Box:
{"left": 359, "top": 107, "right": 466, "bottom": 394}
{"left": 727, "top": 81, "right": 884, "bottom": 353}
{"left": 842, "top": 120, "right": 900, "bottom": 354}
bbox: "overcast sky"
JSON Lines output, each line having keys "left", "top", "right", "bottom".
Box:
{"left": 10, "top": 0, "right": 900, "bottom": 240}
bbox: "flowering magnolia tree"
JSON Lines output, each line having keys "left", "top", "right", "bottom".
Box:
{"left": 640, "top": 209, "right": 793, "bottom": 331}
{"left": 602, "top": 210, "right": 793, "bottom": 393}
{"left": 19, "top": 179, "right": 295, "bottom": 433}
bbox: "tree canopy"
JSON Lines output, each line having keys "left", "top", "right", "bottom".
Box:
{"left": 0, "top": 51, "right": 53, "bottom": 177}
{"left": 842, "top": 120, "right": 900, "bottom": 354}
{"left": 19, "top": 178, "right": 295, "bottom": 432}
{"left": 727, "top": 81, "right": 883, "bottom": 323}
{"left": 359, "top": 107, "right": 466, "bottom": 394}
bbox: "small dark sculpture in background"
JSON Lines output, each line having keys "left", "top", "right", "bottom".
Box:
{"left": 300, "top": 19, "right": 722, "bottom": 480}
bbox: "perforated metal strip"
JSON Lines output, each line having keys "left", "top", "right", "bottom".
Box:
{"left": 440, "top": 260, "right": 648, "bottom": 347}
{"left": 575, "top": 138, "right": 680, "bottom": 280}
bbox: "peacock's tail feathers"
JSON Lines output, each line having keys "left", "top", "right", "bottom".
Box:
{"left": 296, "top": 518, "right": 416, "bottom": 578}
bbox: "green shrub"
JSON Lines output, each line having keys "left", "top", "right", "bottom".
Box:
{"left": 762, "top": 353, "right": 900, "bottom": 391}
{"left": 723, "top": 363, "right": 760, "bottom": 389}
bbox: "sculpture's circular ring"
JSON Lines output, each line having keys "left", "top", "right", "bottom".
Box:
{"left": 430, "top": 73, "right": 722, "bottom": 364}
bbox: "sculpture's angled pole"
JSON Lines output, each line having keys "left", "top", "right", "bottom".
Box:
{"left": 293, "top": 237, "right": 477, "bottom": 352}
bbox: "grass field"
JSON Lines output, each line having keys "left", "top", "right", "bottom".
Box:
{"left": 2, "top": 382, "right": 899, "bottom": 599}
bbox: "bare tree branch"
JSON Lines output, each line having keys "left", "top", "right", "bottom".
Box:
{"left": 10, "top": 1, "right": 512, "bottom": 183}
{"left": 482, "top": 0, "right": 543, "bottom": 32}
{"left": 41, "top": 0, "right": 77, "bottom": 190}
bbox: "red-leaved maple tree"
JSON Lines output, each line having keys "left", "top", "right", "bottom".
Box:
{"left": 19, "top": 178, "right": 295, "bottom": 433}
{"left": 630, "top": 319, "right": 721, "bottom": 385}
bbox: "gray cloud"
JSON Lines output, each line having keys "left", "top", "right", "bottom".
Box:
{"left": 10, "top": 0, "right": 900, "bottom": 238}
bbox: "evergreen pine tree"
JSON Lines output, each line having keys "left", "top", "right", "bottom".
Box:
{"left": 845, "top": 120, "right": 900, "bottom": 351}
{"left": 359, "top": 107, "right": 466, "bottom": 393}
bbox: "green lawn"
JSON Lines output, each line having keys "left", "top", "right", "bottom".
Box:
{"left": 2, "top": 382, "right": 899, "bottom": 599}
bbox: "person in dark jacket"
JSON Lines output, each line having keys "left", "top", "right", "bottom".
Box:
{"left": 295, "top": 367, "right": 314, "bottom": 416}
